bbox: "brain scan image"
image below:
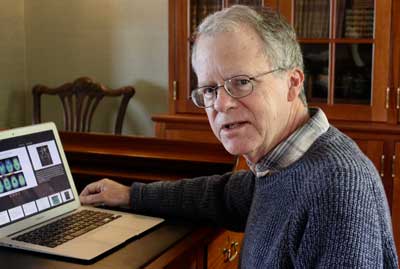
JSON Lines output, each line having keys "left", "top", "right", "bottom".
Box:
{"left": 0, "top": 181, "right": 3, "bottom": 193}
{"left": 0, "top": 162, "right": 5, "bottom": 175}
{"left": 11, "top": 175, "right": 19, "bottom": 189}
{"left": 5, "top": 159, "right": 13, "bottom": 173}
{"left": 3, "top": 177, "right": 11, "bottom": 191}
{"left": 12, "top": 157, "right": 21, "bottom": 171}
{"left": 18, "top": 174, "right": 26, "bottom": 186}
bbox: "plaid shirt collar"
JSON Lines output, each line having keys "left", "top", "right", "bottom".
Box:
{"left": 247, "top": 108, "right": 329, "bottom": 177}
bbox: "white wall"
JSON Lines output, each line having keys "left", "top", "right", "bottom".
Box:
{"left": 0, "top": 0, "right": 26, "bottom": 128}
{"left": 1, "top": 0, "right": 169, "bottom": 136}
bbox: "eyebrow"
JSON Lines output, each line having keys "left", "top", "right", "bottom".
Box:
{"left": 197, "top": 83, "right": 217, "bottom": 88}
{"left": 196, "top": 72, "right": 246, "bottom": 88}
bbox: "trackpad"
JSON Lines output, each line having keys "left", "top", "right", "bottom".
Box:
{"left": 85, "top": 225, "right": 134, "bottom": 244}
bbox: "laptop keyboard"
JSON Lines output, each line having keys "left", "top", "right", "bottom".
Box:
{"left": 12, "top": 209, "right": 121, "bottom": 248}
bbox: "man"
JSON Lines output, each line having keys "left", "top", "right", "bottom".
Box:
{"left": 80, "top": 5, "right": 398, "bottom": 268}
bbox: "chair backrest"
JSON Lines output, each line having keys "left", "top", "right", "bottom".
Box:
{"left": 32, "top": 77, "right": 135, "bottom": 135}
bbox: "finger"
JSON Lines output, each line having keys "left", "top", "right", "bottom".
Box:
{"left": 80, "top": 181, "right": 103, "bottom": 196}
{"left": 80, "top": 192, "right": 104, "bottom": 205}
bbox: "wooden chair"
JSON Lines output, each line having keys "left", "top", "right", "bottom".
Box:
{"left": 32, "top": 77, "right": 135, "bottom": 134}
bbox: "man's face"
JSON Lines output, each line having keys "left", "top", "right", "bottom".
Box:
{"left": 193, "top": 26, "right": 297, "bottom": 163}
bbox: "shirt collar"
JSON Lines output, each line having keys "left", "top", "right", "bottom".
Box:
{"left": 247, "top": 108, "right": 329, "bottom": 177}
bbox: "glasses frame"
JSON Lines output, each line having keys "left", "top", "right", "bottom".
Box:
{"left": 190, "top": 68, "right": 284, "bottom": 108}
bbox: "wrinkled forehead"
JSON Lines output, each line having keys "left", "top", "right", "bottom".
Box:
{"left": 193, "top": 24, "right": 264, "bottom": 55}
{"left": 192, "top": 26, "right": 270, "bottom": 75}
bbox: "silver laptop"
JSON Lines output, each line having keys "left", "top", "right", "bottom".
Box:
{"left": 0, "top": 122, "right": 164, "bottom": 261}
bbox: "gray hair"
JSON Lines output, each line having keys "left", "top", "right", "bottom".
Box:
{"left": 191, "top": 5, "right": 307, "bottom": 105}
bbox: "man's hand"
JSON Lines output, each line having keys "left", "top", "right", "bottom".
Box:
{"left": 79, "top": 178, "right": 131, "bottom": 208}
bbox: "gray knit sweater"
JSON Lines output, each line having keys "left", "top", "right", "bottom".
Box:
{"left": 130, "top": 126, "right": 398, "bottom": 268}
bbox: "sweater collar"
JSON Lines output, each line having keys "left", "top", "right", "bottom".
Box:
{"left": 247, "top": 108, "right": 329, "bottom": 177}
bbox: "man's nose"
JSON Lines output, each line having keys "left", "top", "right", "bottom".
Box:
{"left": 213, "top": 86, "right": 237, "bottom": 112}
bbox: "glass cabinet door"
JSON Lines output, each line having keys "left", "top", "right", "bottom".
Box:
{"left": 226, "top": 0, "right": 263, "bottom": 6}
{"left": 189, "top": 1, "right": 223, "bottom": 98}
{"left": 182, "top": 0, "right": 267, "bottom": 113}
{"left": 293, "top": 0, "right": 391, "bottom": 122}
{"left": 334, "top": 43, "right": 372, "bottom": 105}
{"left": 190, "top": 1, "right": 222, "bottom": 36}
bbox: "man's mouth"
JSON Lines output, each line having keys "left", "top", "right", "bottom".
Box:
{"left": 222, "top": 121, "right": 247, "bottom": 130}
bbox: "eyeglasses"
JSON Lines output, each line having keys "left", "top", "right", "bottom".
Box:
{"left": 190, "top": 68, "right": 283, "bottom": 108}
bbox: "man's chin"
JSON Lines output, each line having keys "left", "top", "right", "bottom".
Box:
{"left": 221, "top": 142, "right": 249, "bottom": 156}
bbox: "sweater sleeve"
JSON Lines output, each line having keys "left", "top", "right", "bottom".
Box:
{"left": 130, "top": 171, "right": 254, "bottom": 231}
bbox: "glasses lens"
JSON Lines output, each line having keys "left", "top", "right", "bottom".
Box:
{"left": 191, "top": 87, "right": 215, "bottom": 108}
{"left": 226, "top": 76, "right": 253, "bottom": 97}
{"left": 191, "top": 76, "right": 254, "bottom": 108}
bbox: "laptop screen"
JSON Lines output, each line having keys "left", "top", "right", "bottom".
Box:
{"left": 0, "top": 130, "right": 75, "bottom": 228}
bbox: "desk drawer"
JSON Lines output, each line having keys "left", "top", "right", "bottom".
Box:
{"left": 207, "top": 230, "right": 243, "bottom": 269}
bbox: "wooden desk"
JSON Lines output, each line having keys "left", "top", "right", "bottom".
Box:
{"left": 18, "top": 132, "right": 237, "bottom": 268}
{"left": 58, "top": 132, "right": 235, "bottom": 189}
{"left": 0, "top": 221, "right": 207, "bottom": 269}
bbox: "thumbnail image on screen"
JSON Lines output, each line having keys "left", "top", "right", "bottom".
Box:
{"left": 36, "top": 145, "right": 53, "bottom": 167}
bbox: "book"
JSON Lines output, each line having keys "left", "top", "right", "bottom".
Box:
{"left": 344, "top": 8, "right": 374, "bottom": 38}
{"left": 294, "top": 0, "right": 305, "bottom": 37}
{"left": 295, "top": 0, "right": 330, "bottom": 39}
{"left": 343, "top": 0, "right": 374, "bottom": 39}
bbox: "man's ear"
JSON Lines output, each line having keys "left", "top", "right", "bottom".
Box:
{"left": 287, "top": 68, "right": 304, "bottom": 102}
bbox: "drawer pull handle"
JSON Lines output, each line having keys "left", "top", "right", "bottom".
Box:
{"left": 223, "top": 241, "right": 239, "bottom": 263}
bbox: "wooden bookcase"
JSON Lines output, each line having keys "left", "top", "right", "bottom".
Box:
{"left": 164, "top": 0, "right": 392, "bottom": 122}
{"left": 153, "top": 0, "right": 400, "bottom": 265}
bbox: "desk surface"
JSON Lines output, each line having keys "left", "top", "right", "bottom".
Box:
{"left": 0, "top": 221, "right": 195, "bottom": 269}
{"left": 6, "top": 132, "right": 231, "bottom": 268}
